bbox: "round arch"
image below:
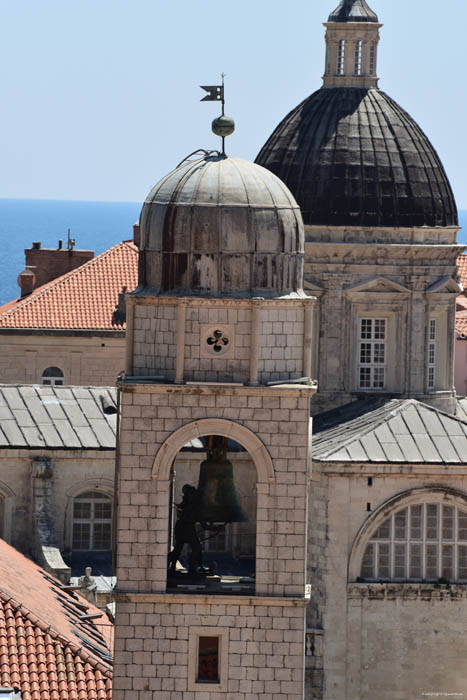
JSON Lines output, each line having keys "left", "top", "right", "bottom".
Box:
{"left": 348, "top": 486, "right": 467, "bottom": 581}
{"left": 152, "top": 419, "right": 275, "bottom": 484}
{"left": 65, "top": 478, "right": 114, "bottom": 500}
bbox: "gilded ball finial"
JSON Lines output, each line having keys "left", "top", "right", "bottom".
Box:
{"left": 212, "top": 115, "right": 235, "bottom": 138}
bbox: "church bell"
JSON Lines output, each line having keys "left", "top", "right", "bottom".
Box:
{"left": 195, "top": 440, "right": 247, "bottom": 524}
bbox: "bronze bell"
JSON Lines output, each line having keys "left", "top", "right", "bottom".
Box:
{"left": 195, "top": 442, "right": 247, "bottom": 524}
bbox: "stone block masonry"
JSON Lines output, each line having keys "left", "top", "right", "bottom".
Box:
{"left": 113, "top": 594, "right": 307, "bottom": 700}
{"left": 116, "top": 383, "right": 312, "bottom": 598}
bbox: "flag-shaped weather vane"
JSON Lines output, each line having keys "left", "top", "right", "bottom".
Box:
{"left": 200, "top": 73, "right": 235, "bottom": 155}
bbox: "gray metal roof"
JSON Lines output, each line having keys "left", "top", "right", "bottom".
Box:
{"left": 328, "top": 0, "right": 378, "bottom": 23}
{"left": 313, "top": 398, "right": 467, "bottom": 464}
{"left": 0, "top": 385, "right": 116, "bottom": 450}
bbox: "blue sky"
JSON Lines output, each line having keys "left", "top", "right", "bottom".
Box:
{"left": 1, "top": 0, "right": 466, "bottom": 207}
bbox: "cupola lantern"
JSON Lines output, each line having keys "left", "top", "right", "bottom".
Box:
{"left": 323, "top": 0, "right": 382, "bottom": 88}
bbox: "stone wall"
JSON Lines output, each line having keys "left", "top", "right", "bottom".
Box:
{"left": 116, "top": 384, "right": 311, "bottom": 597}
{"left": 455, "top": 337, "right": 467, "bottom": 396}
{"left": 313, "top": 465, "right": 467, "bottom": 700}
{"left": 0, "top": 448, "right": 115, "bottom": 556}
{"left": 0, "top": 333, "right": 125, "bottom": 386}
{"left": 128, "top": 296, "right": 314, "bottom": 385}
{"left": 304, "top": 226, "right": 460, "bottom": 415}
{"left": 347, "top": 585, "right": 467, "bottom": 699}
{"left": 113, "top": 594, "right": 307, "bottom": 700}
{"left": 114, "top": 381, "right": 313, "bottom": 700}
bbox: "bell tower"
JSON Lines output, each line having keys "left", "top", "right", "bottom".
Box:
{"left": 112, "top": 128, "right": 316, "bottom": 698}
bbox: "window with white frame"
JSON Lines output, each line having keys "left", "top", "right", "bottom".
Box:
{"left": 337, "top": 40, "right": 346, "bottom": 75}
{"left": 369, "top": 41, "right": 376, "bottom": 75}
{"left": 41, "top": 366, "right": 64, "bottom": 386}
{"left": 358, "top": 318, "right": 387, "bottom": 389}
{"left": 428, "top": 319, "right": 436, "bottom": 390}
{"left": 361, "top": 503, "right": 467, "bottom": 582}
{"left": 72, "top": 491, "right": 112, "bottom": 551}
{"left": 354, "top": 40, "right": 363, "bottom": 75}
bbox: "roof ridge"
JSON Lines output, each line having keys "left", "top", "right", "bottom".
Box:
{"left": 0, "top": 590, "right": 112, "bottom": 677}
{"left": 314, "top": 398, "right": 406, "bottom": 457}
{"left": 410, "top": 398, "right": 467, "bottom": 426}
{"left": 0, "top": 240, "right": 137, "bottom": 323}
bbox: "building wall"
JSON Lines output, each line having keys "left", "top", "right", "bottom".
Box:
{"left": 0, "top": 333, "right": 126, "bottom": 386}
{"left": 129, "top": 296, "right": 313, "bottom": 385}
{"left": 0, "top": 448, "right": 115, "bottom": 555}
{"left": 113, "top": 594, "right": 306, "bottom": 699}
{"left": 454, "top": 337, "right": 467, "bottom": 396}
{"left": 304, "top": 226, "right": 460, "bottom": 415}
{"left": 310, "top": 466, "right": 467, "bottom": 700}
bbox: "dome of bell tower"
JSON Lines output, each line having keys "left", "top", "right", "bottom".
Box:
{"left": 138, "top": 153, "right": 304, "bottom": 297}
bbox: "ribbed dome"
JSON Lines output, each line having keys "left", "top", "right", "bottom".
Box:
{"left": 256, "top": 88, "right": 458, "bottom": 228}
{"left": 139, "top": 155, "right": 304, "bottom": 297}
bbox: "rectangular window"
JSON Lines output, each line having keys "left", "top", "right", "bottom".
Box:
{"left": 428, "top": 319, "right": 436, "bottom": 389}
{"left": 354, "top": 40, "right": 363, "bottom": 75}
{"left": 197, "top": 637, "right": 219, "bottom": 683}
{"left": 358, "top": 318, "right": 387, "bottom": 390}
{"left": 188, "top": 627, "right": 228, "bottom": 693}
{"left": 337, "top": 40, "right": 346, "bottom": 75}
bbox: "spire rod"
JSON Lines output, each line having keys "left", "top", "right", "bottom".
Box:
{"left": 200, "top": 74, "right": 235, "bottom": 156}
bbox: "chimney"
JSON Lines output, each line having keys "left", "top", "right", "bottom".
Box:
{"left": 17, "top": 268, "right": 36, "bottom": 297}
{"left": 24, "top": 238, "right": 95, "bottom": 290}
{"left": 133, "top": 223, "right": 140, "bottom": 247}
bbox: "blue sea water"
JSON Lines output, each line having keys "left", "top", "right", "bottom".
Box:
{"left": 0, "top": 198, "right": 141, "bottom": 305}
{"left": 0, "top": 199, "right": 465, "bottom": 306}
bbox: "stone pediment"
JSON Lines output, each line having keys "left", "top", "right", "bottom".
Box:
{"left": 426, "top": 277, "right": 463, "bottom": 295}
{"left": 303, "top": 279, "right": 325, "bottom": 297}
{"left": 345, "top": 276, "right": 410, "bottom": 297}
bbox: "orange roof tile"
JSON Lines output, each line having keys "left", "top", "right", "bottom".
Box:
{"left": 457, "top": 254, "right": 467, "bottom": 289}
{"left": 0, "top": 540, "right": 112, "bottom": 700}
{"left": 0, "top": 241, "right": 138, "bottom": 331}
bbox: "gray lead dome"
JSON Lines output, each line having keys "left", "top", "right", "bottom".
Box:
{"left": 256, "top": 88, "right": 458, "bottom": 228}
{"left": 139, "top": 155, "right": 305, "bottom": 297}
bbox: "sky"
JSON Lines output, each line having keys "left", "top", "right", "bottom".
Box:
{"left": 1, "top": 0, "right": 466, "bottom": 207}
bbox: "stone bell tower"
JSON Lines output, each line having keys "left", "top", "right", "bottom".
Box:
{"left": 112, "top": 140, "right": 316, "bottom": 699}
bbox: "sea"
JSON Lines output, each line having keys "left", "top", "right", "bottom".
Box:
{"left": 0, "top": 198, "right": 466, "bottom": 306}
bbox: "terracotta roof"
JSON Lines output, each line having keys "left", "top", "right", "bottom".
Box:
{"left": 0, "top": 242, "right": 138, "bottom": 331}
{"left": 457, "top": 254, "right": 467, "bottom": 289}
{"left": 0, "top": 539, "right": 112, "bottom": 700}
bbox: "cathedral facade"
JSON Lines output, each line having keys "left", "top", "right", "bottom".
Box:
{"left": 112, "top": 1, "right": 467, "bottom": 699}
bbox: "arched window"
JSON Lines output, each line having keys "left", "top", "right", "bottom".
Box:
{"left": 337, "top": 40, "right": 346, "bottom": 75}
{"left": 354, "top": 40, "right": 363, "bottom": 75}
{"left": 42, "top": 366, "right": 64, "bottom": 386}
{"left": 361, "top": 502, "right": 467, "bottom": 582}
{"left": 369, "top": 41, "right": 376, "bottom": 75}
{"left": 72, "top": 491, "right": 112, "bottom": 551}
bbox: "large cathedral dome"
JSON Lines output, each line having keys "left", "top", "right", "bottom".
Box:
{"left": 256, "top": 88, "right": 457, "bottom": 228}
{"left": 255, "top": 1, "right": 458, "bottom": 229}
{"left": 138, "top": 154, "right": 304, "bottom": 297}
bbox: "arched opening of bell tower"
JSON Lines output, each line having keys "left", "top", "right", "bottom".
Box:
{"left": 167, "top": 434, "right": 257, "bottom": 594}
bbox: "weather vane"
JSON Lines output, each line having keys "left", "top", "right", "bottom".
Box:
{"left": 200, "top": 73, "right": 235, "bottom": 155}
